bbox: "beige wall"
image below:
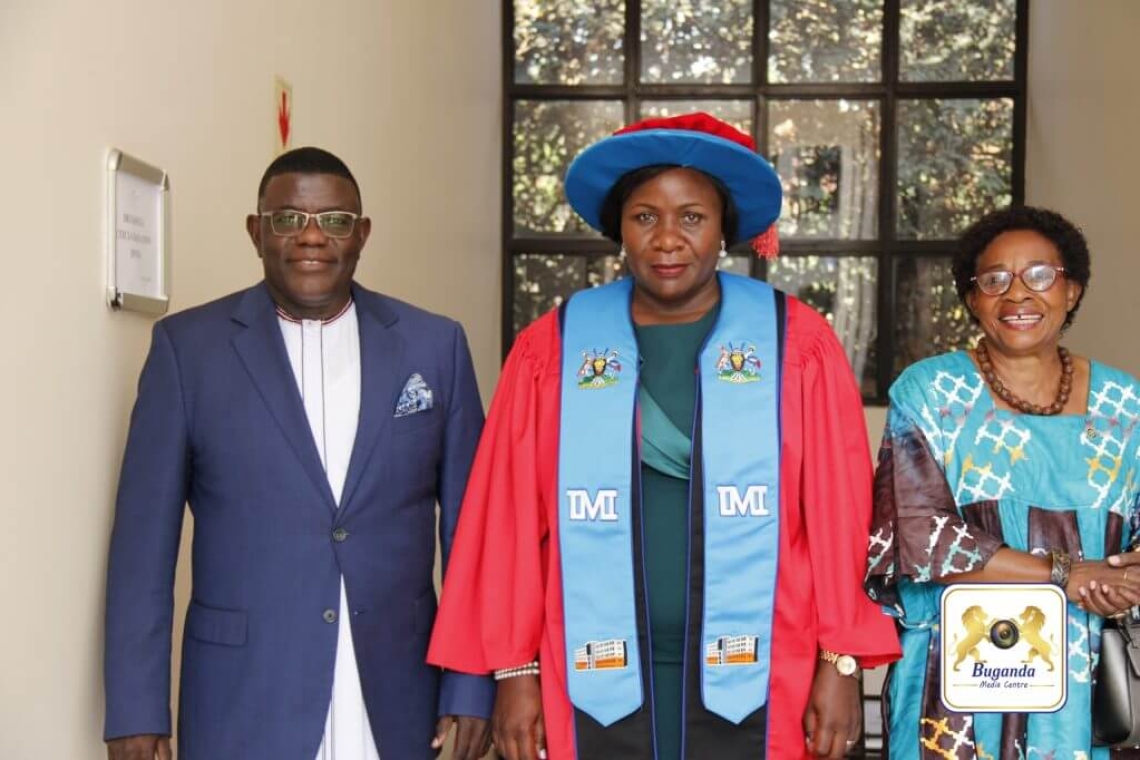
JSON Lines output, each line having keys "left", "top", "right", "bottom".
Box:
{"left": 0, "top": 1, "right": 499, "bottom": 756}
{"left": 1026, "top": 0, "right": 1140, "bottom": 378}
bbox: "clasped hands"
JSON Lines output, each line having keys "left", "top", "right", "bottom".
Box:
{"left": 1069, "top": 550, "right": 1140, "bottom": 618}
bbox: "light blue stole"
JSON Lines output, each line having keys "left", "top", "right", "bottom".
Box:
{"left": 557, "top": 272, "right": 782, "bottom": 727}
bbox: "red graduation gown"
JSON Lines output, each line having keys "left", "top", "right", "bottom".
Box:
{"left": 428, "top": 297, "right": 900, "bottom": 759}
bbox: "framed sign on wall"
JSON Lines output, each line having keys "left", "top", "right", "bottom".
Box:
{"left": 106, "top": 149, "right": 170, "bottom": 314}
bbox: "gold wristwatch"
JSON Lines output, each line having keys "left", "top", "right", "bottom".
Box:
{"left": 819, "top": 649, "right": 859, "bottom": 677}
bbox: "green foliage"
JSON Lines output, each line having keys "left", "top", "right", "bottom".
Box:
{"left": 901, "top": 0, "right": 1016, "bottom": 82}
{"left": 640, "top": 0, "right": 753, "bottom": 84}
{"left": 897, "top": 98, "right": 1013, "bottom": 240}
{"left": 514, "top": 0, "right": 625, "bottom": 85}
{"left": 768, "top": 0, "right": 882, "bottom": 83}
{"left": 512, "top": 100, "right": 624, "bottom": 234}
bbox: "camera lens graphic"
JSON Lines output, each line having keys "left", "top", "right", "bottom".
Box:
{"left": 989, "top": 619, "right": 1020, "bottom": 649}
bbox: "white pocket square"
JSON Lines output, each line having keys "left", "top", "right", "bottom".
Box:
{"left": 394, "top": 373, "right": 433, "bottom": 417}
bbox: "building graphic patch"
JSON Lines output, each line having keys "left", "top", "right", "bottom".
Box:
{"left": 574, "top": 639, "right": 629, "bottom": 671}
{"left": 705, "top": 634, "right": 760, "bottom": 666}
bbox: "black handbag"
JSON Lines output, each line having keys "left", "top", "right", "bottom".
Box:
{"left": 1093, "top": 609, "right": 1140, "bottom": 747}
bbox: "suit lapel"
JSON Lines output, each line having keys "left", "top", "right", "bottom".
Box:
{"left": 230, "top": 285, "right": 338, "bottom": 514}
{"left": 339, "top": 285, "right": 403, "bottom": 516}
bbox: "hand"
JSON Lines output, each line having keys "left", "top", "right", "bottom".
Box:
{"left": 106, "top": 735, "right": 172, "bottom": 760}
{"left": 1068, "top": 558, "right": 1140, "bottom": 617}
{"left": 432, "top": 715, "right": 492, "bottom": 760}
{"left": 802, "top": 663, "right": 861, "bottom": 758}
{"left": 492, "top": 674, "right": 546, "bottom": 760}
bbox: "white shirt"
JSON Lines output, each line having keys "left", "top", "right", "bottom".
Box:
{"left": 278, "top": 301, "right": 381, "bottom": 760}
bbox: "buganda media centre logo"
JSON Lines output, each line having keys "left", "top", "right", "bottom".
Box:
{"left": 940, "top": 584, "right": 1068, "bottom": 713}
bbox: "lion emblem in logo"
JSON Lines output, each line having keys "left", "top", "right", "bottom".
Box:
{"left": 952, "top": 605, "right": 993, "bottom": 671}
{"left": 1018, "top": 605, "right": 1055, "bottom": 671}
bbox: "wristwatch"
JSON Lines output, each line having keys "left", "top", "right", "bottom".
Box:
{"left": 819, "top": 650, "right": 859, "bottom": 677}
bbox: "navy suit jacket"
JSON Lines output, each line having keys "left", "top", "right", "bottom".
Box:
{"left": 104, "top": 282, "right": 493, "bottom": 759}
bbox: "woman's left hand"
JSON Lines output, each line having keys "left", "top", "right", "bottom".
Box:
{"left": 802, "top": 662, "right": 862, "bottom": 758}
{"left": 1069, "top": 553, "right": 1140, "bottom": 618}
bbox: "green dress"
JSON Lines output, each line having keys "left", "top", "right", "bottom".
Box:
{"left": 635, "top": 305, "right": 719, "bottom": 760}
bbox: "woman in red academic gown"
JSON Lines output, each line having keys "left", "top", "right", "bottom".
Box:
{"left": 429, "top": 113, "right": 900, "bottom": 760}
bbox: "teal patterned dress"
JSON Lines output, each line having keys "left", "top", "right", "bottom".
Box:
{"left": 865, "top": 351, "right": 1140, "bottom": 759}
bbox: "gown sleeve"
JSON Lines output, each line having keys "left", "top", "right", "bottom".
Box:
{"left": 864, "top": 363, "right": 1004, "bottom": 613}
{"left": 794, "top": 306, "right": 901, "bottom": 667}
{"left": 427, "top": 311, "right": 559, "bottom": 674}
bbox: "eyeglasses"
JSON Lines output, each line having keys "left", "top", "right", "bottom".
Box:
{"left": 259, "top": 210, "right": 360, "bottom": 239}
{"left": 971, "top": 264, "right": 1066, "bottom": 296}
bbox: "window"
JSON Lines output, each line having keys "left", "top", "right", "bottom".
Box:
{"left": 504, "top": 0, "right": 1027, "bottom": 404}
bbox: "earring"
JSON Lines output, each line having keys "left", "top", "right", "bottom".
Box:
{"left": 718, "top": 239, "right": 727, "bottom": 259}
{"left": 619, "top": 245, "right": 627, "bottom": 262}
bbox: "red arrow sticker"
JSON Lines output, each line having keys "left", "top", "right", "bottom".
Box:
{"left": 278, "top": 91, "right": 291, "bottom": 147}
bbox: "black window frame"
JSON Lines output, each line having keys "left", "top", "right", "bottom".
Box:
{"left": 502, "top": 0, "right": 1029, "bottom": 404}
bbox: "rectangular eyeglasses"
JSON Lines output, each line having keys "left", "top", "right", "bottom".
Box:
{"left": 260, "top": 210, "right": 360, "bottom": 239}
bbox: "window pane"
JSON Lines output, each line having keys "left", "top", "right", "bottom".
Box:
{"left": 513, "top": 254, "right": 626, "bottom": 336}
{"left": 717, "top": 255, "right": 752, "bottom": 276}
{"left": 897, "top": 98, "right": 1013, "bottom": 240}
{"left": 767, "top": 256, "right": 879, "bottom": 396}
{"left": 589, "top": 255, "right": 627, "bottom": 288}
{"left": 900, "top": 0, "right": 1016, "bottom": 82}
{"left": 513, "top": 0, "right": 626, "bottom": 85}
{"left": 513, "top": 100, "right": 625, "bottom": 236}
{"left": 769, "top": 99, "right": 880, "bottom": 239}
{"left": 640, "top": 100, "right": 753, "bottom": 135}
{"left": 894, "top": 256, "right": 977, "bottom": 374}
{"left": 768, "top": 0, "right": 882, "bottom": 83}
{"left": 641, "top": 0, "right": 753, "bottom": 84}
{"left": 514, "top": 254, "right": 586, "bottom": 335}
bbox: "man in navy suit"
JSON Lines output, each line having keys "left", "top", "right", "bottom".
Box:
{"left": 104, "top": 147, "right": 492, "bottom": 760}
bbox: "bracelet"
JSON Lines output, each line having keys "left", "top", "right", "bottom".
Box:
{"left": 1049, "top": 550, "right": 1072, "bottom": 589}
{"left": 494, "top": 661, "right": 540, "bottom": 681}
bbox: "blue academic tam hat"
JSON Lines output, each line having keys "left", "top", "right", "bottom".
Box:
{"left": 564, "top": 112, "right": 783, "bottom": 254}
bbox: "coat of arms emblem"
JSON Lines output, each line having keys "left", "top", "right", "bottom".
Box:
{"left": 577, "top": 348, "right": 622, "bottom": 389}
{"left": 716, "top": 343, "right": 761, "bottom": 384}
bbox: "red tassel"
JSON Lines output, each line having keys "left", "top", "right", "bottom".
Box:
{"left": 751, "top": 226, "right": 779, "bottom": 260}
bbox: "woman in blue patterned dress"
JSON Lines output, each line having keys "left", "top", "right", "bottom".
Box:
{"left": 866, "top": 206, "right": 1140, "bottom": 758}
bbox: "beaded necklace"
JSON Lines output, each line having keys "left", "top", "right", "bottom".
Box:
{"left": 975, "top": 337, "right": 1073, "bottom": 415}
